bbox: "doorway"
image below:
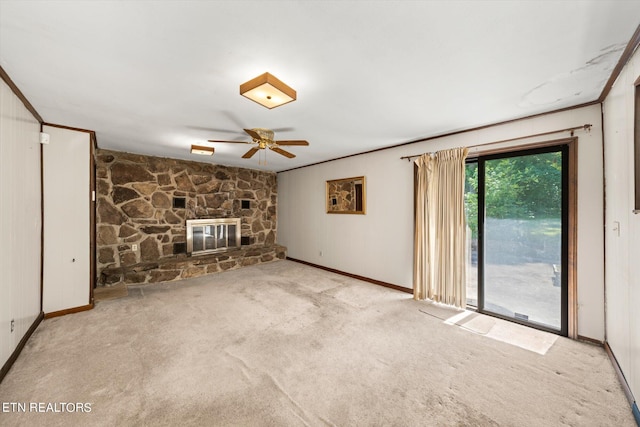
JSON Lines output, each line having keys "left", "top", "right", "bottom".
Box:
{"left": 465, "top": 145, "right": 569, "bottom": 335}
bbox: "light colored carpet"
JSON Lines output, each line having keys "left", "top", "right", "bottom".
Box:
{"left": 0, "top": 260, "right": 634, "bottom": 426}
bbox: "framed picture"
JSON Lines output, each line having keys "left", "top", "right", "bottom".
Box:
{"left": 326, "top": 176, "right": 366, "bottom": 214}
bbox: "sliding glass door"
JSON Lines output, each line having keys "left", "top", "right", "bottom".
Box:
{"left": 466, "top": 146, "right": 568, "bottom": 335}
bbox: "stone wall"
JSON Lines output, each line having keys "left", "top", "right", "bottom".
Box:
{"left": 96, "top": 149, "right": 280, "bottom": 286}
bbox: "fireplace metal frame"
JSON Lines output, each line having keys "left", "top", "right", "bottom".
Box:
{"left": 186, "top": 218, "right": 241, "bottom": 256}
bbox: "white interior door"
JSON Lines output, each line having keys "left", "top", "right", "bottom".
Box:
{"left": 42, "top": 126, "right": 90, "bottom": 314}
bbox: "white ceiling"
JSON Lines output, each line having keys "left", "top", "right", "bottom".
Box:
{"left": 1, "top": 1, "right": 639, "bottom": 172}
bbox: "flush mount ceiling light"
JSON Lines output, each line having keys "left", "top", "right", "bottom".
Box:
{"left": 240, "top": 72, "right": 296, "bottom": 109}
{"left": 190, "top": 144, "right": 214, "bottom": 156}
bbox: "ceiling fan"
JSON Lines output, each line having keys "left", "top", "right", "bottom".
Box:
{"left": 208, "top": 128, "right": 309, "bottom": 159}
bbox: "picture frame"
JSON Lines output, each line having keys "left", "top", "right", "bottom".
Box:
{"left": 326, "top": 176, "right": 366, "bottom": 214}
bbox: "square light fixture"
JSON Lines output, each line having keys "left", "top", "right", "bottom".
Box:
{"left": 240, "top": 72, "right": 296, "bottom": 109}
{"left": 190, "top": 144, "right": 214, "bottom": 156}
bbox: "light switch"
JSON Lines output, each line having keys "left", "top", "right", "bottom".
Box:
{"left": 612, "top": 221, "right": 620, "bottom": 237}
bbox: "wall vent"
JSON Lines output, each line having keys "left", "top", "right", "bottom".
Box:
{"left": 173, "top": 197, "right": 186, "bottom": 209}
{"left": 173, "top": 242, "right": 186, "bottom": 255}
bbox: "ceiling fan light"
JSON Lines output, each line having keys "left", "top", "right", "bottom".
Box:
{"left": 190, "top": 144, "right": 214, "bottom": 156}
{"left": 240, "top": 72, "right": 296, "bottom": 109}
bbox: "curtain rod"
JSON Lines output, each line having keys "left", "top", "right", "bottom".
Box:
{"left": 400, "top": 124, "right": 592, "bottom": 161}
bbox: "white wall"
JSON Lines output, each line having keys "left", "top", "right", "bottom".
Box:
{"left": 278, "top": 104, "right": 605, "bottom": 340}
{"left": 42, "top": 126, "right": 91, "bottom": 314}
{"left": 603, "top": 45, "right": 640, "bottom": 402}
{"left": 0, "top": 79, "right": 42, "bottom": 368}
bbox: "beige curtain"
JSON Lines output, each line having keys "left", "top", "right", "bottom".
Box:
{"left": 413, "top": 147, "right": 469, "bottom": 308}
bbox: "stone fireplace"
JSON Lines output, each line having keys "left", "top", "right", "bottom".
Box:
{"left": 96, "top": 149, "right": 286, "bottom": 287}
{"left": 186, "top": 218, "right": 241, "bottom": 256}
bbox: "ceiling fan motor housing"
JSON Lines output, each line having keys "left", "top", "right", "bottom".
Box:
{"left": 208, "top": 127, "right": 307, "bottom": 159}
{"left": 253, "top": 128, "right": 274, "bottom": 142}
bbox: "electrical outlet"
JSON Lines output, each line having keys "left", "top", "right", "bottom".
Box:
{"left": 132, "top": 244, "right": 138, "bottom": 251}
{"left": 10, "top": 319, "right": 14, "bottom": 333}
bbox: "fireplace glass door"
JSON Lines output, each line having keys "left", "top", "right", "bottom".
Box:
{"left": 186, "top": 219, "right": 241, "bottom": 255}
{"left": 192, "top": 225, "right": 215, "bottom": 252}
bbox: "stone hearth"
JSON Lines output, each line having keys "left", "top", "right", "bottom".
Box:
{"left": 100, "top": 244, "right": 286, "bottom": 286}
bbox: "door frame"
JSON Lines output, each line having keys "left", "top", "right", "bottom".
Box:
{"left": 466, "top": 137, "right": 577, "bottom": 338}
{"left": 41, "top": 124, "right": 96, "bottom": 317}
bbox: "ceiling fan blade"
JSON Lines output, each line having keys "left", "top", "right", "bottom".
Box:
{"left": 242, "top": 147, "right": 260, "bottom": 159}
{"left": 270, "top": 146, "right": 296, "bottom": 159}
{"left": 221, "top": 111, "right": 247, "bottom": 129}
{"left": 187, "top": 126, "right": 242, "bottom": 134}
{"left": 275, "top": 140, "right": 309, "bottom": 146}
{"left": 207, "top": 139, "right": 249, "bottom": 143}
{"left": 243, "top": 128, "right": 262, "bottom": 140}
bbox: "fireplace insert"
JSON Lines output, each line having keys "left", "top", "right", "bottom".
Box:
{"left": 186, "top": 218, "right": 241, "bottom": 256}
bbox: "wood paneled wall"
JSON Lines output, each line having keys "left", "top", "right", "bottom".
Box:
{"left": 0, "top": 78, "right": 42, "bottom": 372}
{"left": 603, "top": 42, "right": 640, "bottom": 405}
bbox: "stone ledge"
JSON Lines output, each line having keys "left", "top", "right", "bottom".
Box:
{"left": 99, "top": 244, "right": 287, "bottom": 287}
